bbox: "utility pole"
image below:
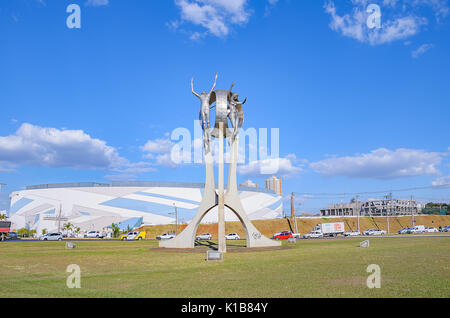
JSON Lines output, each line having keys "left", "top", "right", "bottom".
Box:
{"left": 386, "top": 192, "right": 392, "bottom": 234}
{"left": 43, "top": 203, "right": 67, "bottom": 233}
{"left": 291, "top": 193, "right": 298, "bottom": 233}
{"left": 355, "top": 194, "right": 360, "bottom": 232}
{"left": 411, "top": 195, "right": 415, "bottom": 227}
{"left": 169, "top": 203, "right": 179, "bottom": 235}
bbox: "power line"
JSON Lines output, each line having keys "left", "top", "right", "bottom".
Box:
{"left": 293, "top": 183, "right": 450, "bottom": 197}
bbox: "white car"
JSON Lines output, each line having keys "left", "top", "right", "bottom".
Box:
{"left": 344, "top": 230, "right": 361, "bottom": 236}
{"left": 156, "top": 233, "right": 175, "bottom": 240}
{"left": 85, "top": 231, "right": 104, "bottom": 238}
{"left": 196, "top": 233, "right": 212, "bottom": 240}
{"left": 303, "top": 231, "right": 323, "bottom": 239}
{"left": 39, "top": 232, "right": 63, "bottom": 241}
{"left": 225, "top": 233, "right": 240, "bottom": 240}
{"left": 292, "top": 233, "right": 301, "bottom": 239}
{"left": 423, "top": 227, "right": 438, "bottom": 233}
{"left": 363, "top": 229, "right": 386, "bottom": 236}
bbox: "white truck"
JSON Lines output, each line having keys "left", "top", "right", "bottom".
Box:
{"left": 307, "top": 222, "right": 345, "bottom": 238}
{"left": 409, "top": 225, "right": 425, "bottom": 234}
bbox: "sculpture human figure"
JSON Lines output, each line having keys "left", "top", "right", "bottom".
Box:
{"left": 227, "top": 82, "right": 247, "bottom": 145}
{"left": 191, "top": 74, "right": 217, "bottom": 153}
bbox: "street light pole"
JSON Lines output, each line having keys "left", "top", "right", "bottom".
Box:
{"left": 175, "top": 204, "right": 178, "bottom": 235}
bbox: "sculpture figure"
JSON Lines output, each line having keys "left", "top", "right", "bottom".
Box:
{"left": 191, "top": 73, "right": 217, "bottom": 153}
{"left": 227, "top": 82, "right": 247, "bottom": 145}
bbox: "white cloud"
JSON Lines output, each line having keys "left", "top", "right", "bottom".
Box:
{"left": 324, "top": 0, "right": 447, "bottom": 45}
{"left": 412, "top": 43, "right": 434, "bottom": 58}
{"left": 0, "top": 123, "right": 126, "bottom": 170}
{"left": 140, "top": 138, "right": 175, "bottom": 156}
{"left": 172, "top": 0, "right": 251, "bottom": 38}
{"left": 310, "top": 148, "right": 444, "bottom": 179}
{"left": 105, "top": 162, "right": 156, "bottom": 181}
{"left": 140, "top": 137, "right": 179, "bottom": 168}
{"left": 432, "top": 175, "right": 450, "bottom": 187}
{"left": 85, "top": 0, "right": 109, "bottom": 7}
{"left": 238, "top": 154, "right": 303, "bottom": 178}
{"left": 265, "top": 0, "right": 280, "bottom": 16}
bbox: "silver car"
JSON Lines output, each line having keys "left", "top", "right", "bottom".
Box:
{"left": 196, "top": 233, "right": 212, "bottom": 240}
{"left": 39, "top": 232, "right": 63, "bottom": 241}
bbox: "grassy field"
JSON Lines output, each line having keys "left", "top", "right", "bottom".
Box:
{"left": 0, "top": 237, "right": 449, "bottom": 298}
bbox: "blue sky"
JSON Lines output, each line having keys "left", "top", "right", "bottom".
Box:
{"left": 0, "top": 0, "right": 449, "bottom": 214}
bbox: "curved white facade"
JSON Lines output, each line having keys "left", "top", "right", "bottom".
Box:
{"left": 8, "top": 182, "right": 282, "bottom": 233}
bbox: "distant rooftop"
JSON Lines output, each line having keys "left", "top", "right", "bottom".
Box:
{"left": 25, "top": 181, "right": 278, "bottom": 195}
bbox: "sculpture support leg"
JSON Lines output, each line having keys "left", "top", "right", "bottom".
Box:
{"left": 225, "top": 136, "right": 281, "bottom": 248}
{"left": 159, "top": 150, "right": 216, "bottom": 249}
{"left": 218, "top": 121, "right": 226, "bottom": 253}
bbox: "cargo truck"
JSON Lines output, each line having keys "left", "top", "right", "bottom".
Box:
{"left": 305, "top": 222, "right": 345, "bottom": 238}
{"left": 0, "top": 221, "right": 11, "bottom": 241}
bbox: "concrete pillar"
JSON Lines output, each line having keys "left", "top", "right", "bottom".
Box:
{"left": 218, "top": 121, "right": 226, "bottom": 253}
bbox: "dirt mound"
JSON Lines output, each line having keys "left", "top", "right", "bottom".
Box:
{"left": 137, "top": 215, "right": 450, "bottom": 239}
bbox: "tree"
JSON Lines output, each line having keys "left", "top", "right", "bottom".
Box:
{"left": 42, "top": 228, "right": 47, "bottom": 235}
{"left": 63, "top": 222, "right": 74, "bottom": 236}
{"left": 17, "top": 228, "right": 29, "bottom": 237}
{"left": 111, "top": 223, "right": 120, "bottom": 238}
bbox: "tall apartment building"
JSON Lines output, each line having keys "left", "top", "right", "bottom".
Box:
{"left": 265, "top": 176, "right": 282, "bottom": 196}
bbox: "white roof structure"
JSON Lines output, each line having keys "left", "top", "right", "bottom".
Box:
{"left": 9, "top": 182, "right": 283, "bottom": 233}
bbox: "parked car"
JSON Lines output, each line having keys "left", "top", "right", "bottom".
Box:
{"left": 408, "top": 225, "right": 425, "bottom": 234}
{"left": 272, "top": 231, "right": 293, "bottom": 240}
{"left": 292, "top": 233, "right": 301, "bottom": 239}
{"left": 303, "top": 231, "right": 323, "bottom": 239}
{"left": 120, "top": 231, "right": 133, "bottom": 240}
{"left": 126, "top": 231, "right": 146, "bottom": 240}
{"left": 85, "top": 231, "right": 105, "bottom": 238}
{"left": 363, "top": 229, "right": 386, "bottom": 236}
{"left": 442, "top": 226, "right": 450, "bottom": 232}
{"left": 6, "top": 231, "right": 19, "bottom": 240}
{"left": 398, "top": 227, "right": 411, "bottom": 234}
{"left": 225, "top": 233, "right": 240, "bottom": 240}
{"left": 39, "top": 232, "right": 63, "bottom": 241}
{"left": 423, "top": 227, "right": 438, "bottom": 233}
{"left": 196, "top": 233, "right": 212, "bottom": 240}
{"left": 156, "top": 233, "right": 175, "bottom": 240}
{"left": 343, "top": 230, "right": 361, "bottom": 236}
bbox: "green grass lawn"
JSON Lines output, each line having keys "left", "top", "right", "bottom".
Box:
{"left": 0, "top": 237, "right": 449, "bottom": 298}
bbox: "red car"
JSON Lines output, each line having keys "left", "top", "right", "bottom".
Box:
{"left": 272, "top": 231, "right": 293, "bottom": 240}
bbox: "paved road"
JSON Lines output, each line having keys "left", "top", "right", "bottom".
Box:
{"left": 2, "top": 234, "right": 450, "bottom": 243}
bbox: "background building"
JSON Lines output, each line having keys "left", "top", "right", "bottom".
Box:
{"left": 239, "top": 180, "right": 258, "bottom": 188}
{"left": 320, "top": 197, "right": 421, "bottom": 216}
{"left": 9, "top": 181, "right": 283, "bottom": 234}
{"left": 265, "top": 176, "right": 282, "bottom": 196}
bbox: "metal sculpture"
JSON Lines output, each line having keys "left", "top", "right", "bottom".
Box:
{"left": 191, "top": 74, "right": 217, "bottom": 153}
{"left": 160, "top": 74, "right": 280, "bottom": 252}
